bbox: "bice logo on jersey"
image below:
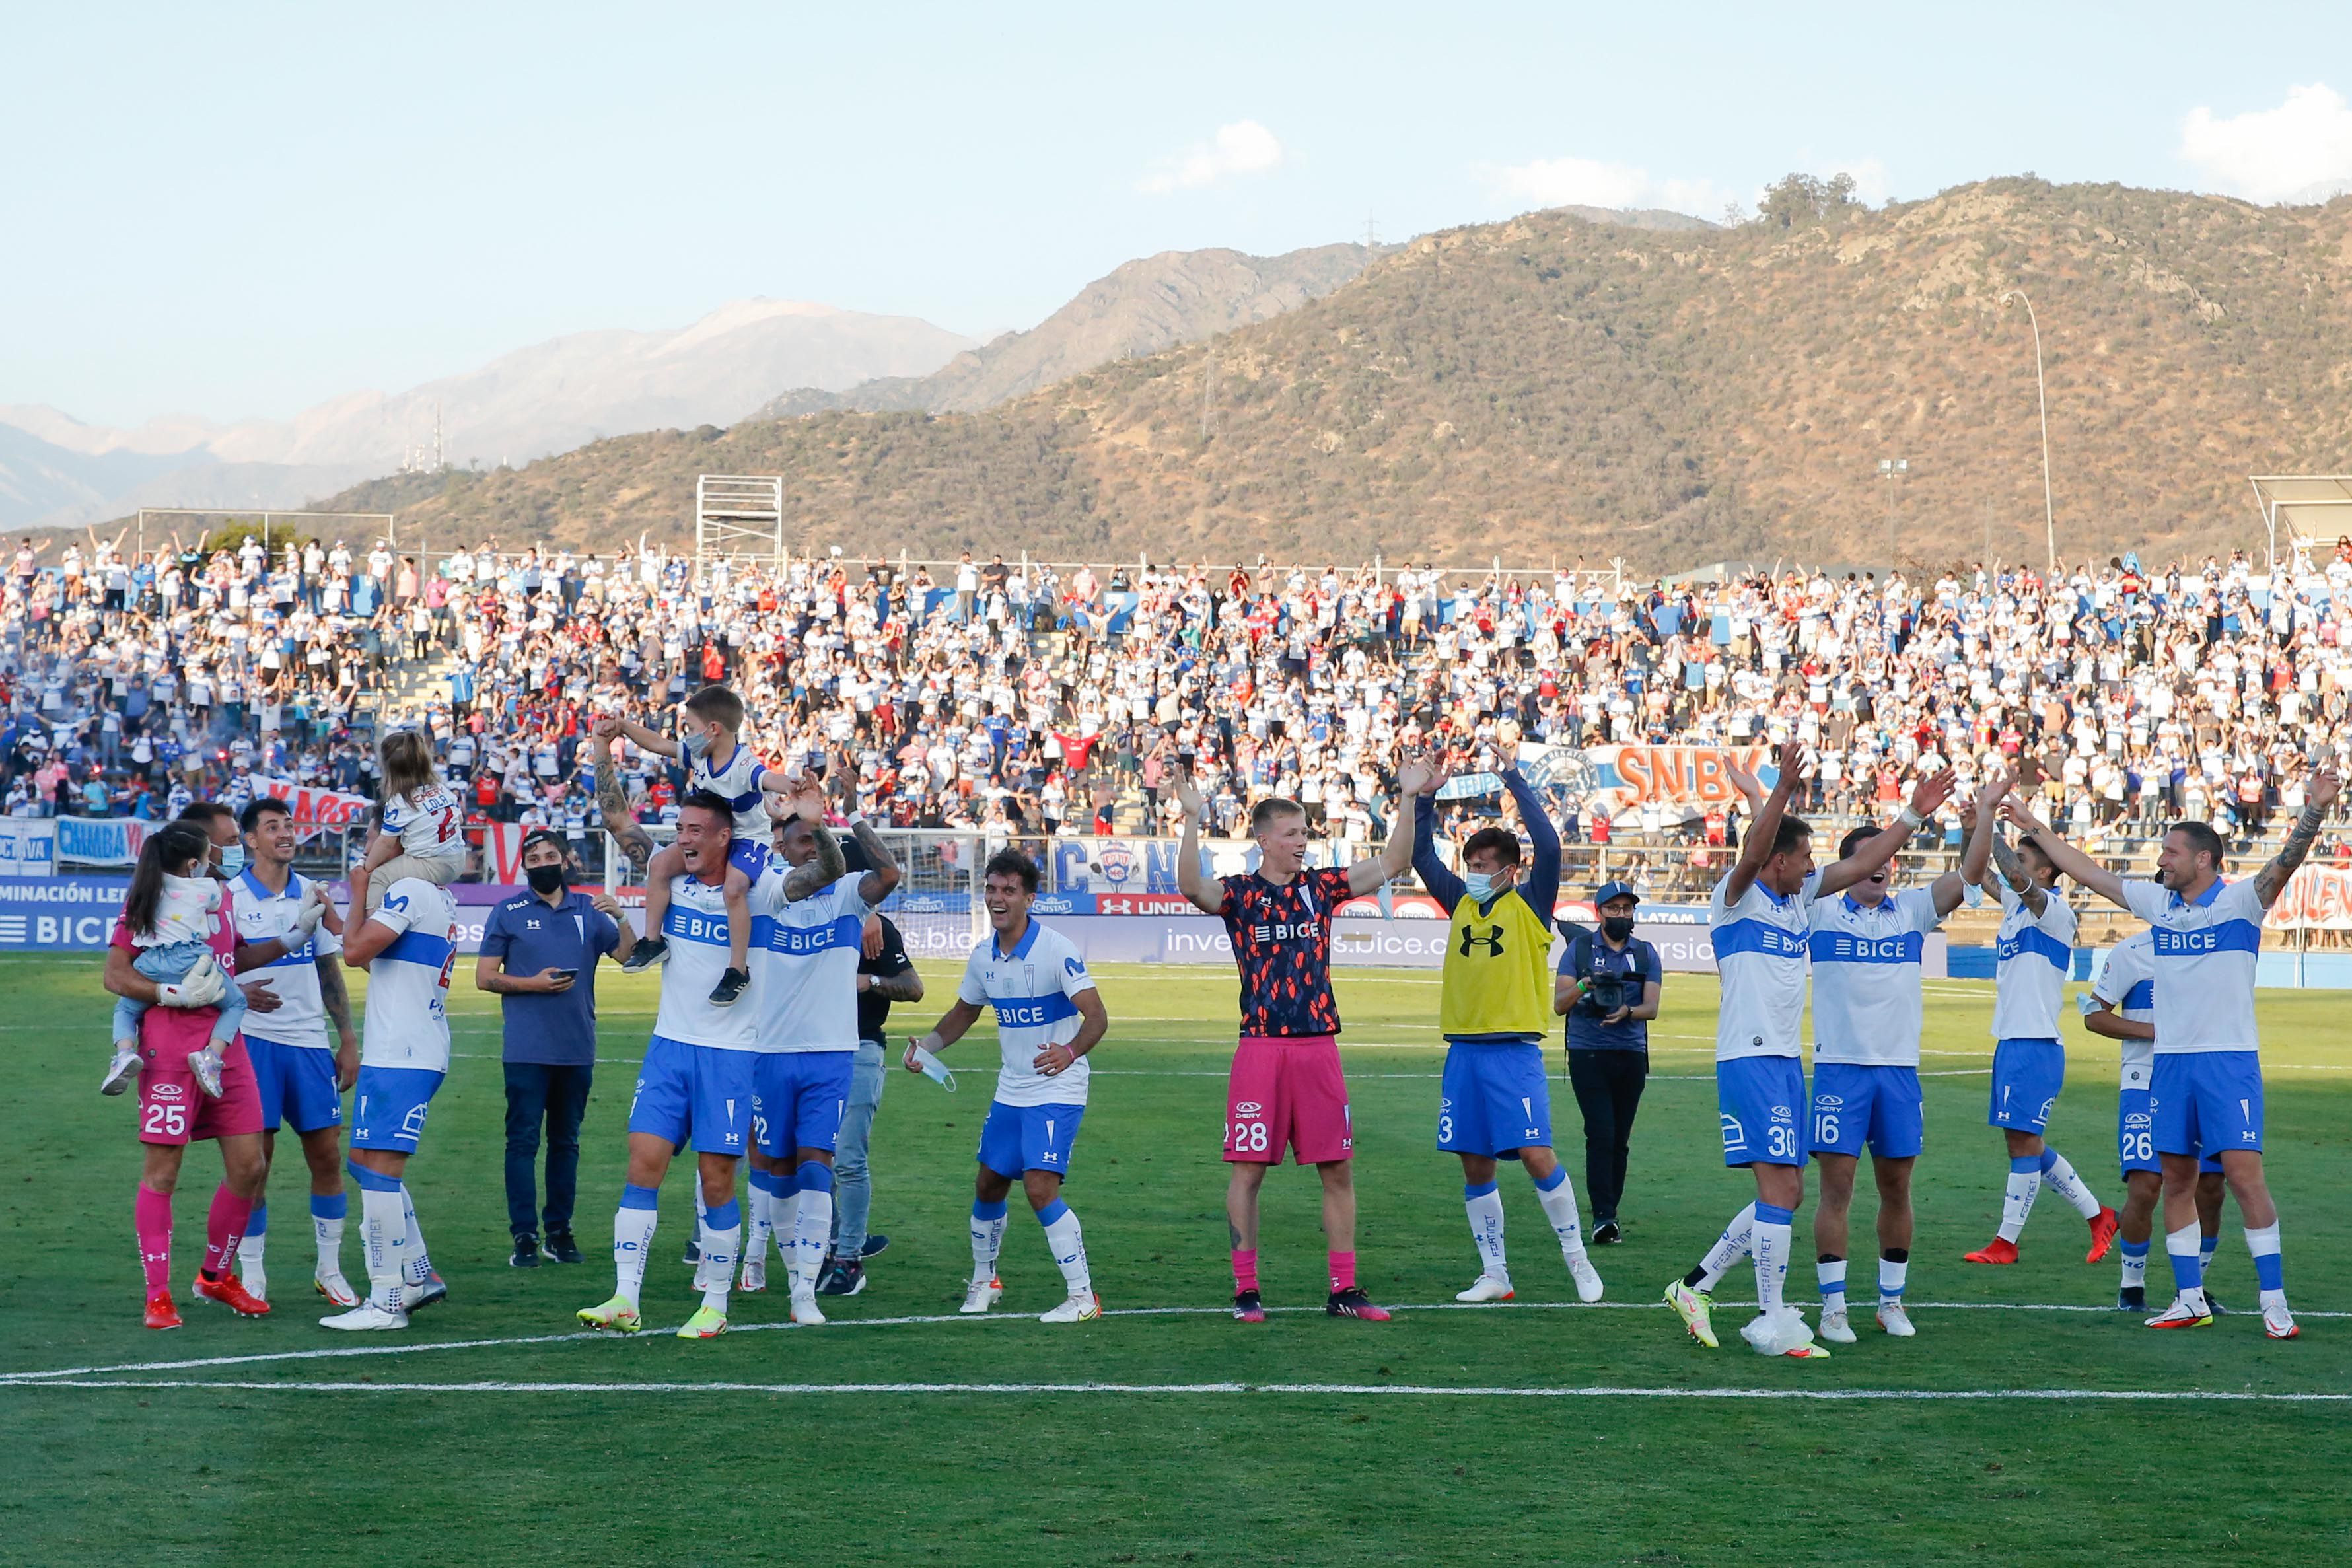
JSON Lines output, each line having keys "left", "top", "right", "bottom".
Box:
{"left": 1828, "top": 934, "right": 1912, "bottom": 962}
{"left": 669, "top": 910, "right": 731, "bottom": 945}
{"left": 1250, "top": 921, "right": 1320, "bottom": 943}
{"left": 996, "top": 999, "right": 1058, "bottom": 1028}
{"left": 2153, "top": 927, "right": 2240, "bottom": 956}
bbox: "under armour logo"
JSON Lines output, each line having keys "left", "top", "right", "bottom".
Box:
{"left": 1458, "top": 925, "right": 1505, "bottom": 957}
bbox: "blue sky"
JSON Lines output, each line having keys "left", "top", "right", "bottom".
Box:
{"left": 7, "top": 0, "right": 2351, "bottom": 427}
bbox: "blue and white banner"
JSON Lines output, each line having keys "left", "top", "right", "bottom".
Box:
{"left": 0, "top": 878, "right": 131, "bottom": 950}
{"left": 54, "top": 816, "right": 149, "bottom": 867}
{"left": 0, "top": 820, "right": 56, "bottom": 878}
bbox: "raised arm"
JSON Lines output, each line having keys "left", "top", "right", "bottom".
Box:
{"left": 1504, "top": 766, "right": 1561, "bottom": 922}
{"left": 1721, "top": 740, "right": 1803, "bottom": 907}
{"left": 1932, "top": 768, "right": 2006, "bottom": 917}
{"left": 847, "top": 814, "right": 902, "bottom": 907}
{"left": 2002, "top": 798, "right": 2129, "bottom": 910}
{"left": 1819, "top": 767, "right": 1954, "bottom": 897}
{"left": 2252, "top": 766, "right": 2341, "bottom": 909}
{"left": 1409, "top": 769, "right": 1462, "bottom": 914}
{"left": 1172, "top": 767, "right": 1228, "bottom": 916}
{"left": 610, "top": 713, "right": 679, "bottom": 759}
{"left": 590, "top": 728, "right": 655, "bottom": 874}
{"left": 778, "top": 778, "right": 848, "bottom": 902}
{"left": 1351, "top": 751, "right": 1433, "bottom": 896}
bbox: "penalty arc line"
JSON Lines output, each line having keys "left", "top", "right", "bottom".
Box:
{"left": 3, "top": 1298, "right": 2344, "bottom": 1385}
{"left": 9, "top": 1378, "right": 2351, "bottom": 1404}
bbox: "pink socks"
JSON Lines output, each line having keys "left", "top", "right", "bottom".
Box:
{"left": 202, "top": 1184, "right": 252, "bottom": 1279}
{"left": 1231, "top": 1248, "right": 1260, "bottom": 1293}
{"left": 135, "top": 1185, "right": 172, "bottom": 1295}
{"left": 1328, "top": 1250, "right": 1357, "bottom": 1292}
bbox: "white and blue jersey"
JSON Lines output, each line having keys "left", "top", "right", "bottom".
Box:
{"left": 649, "top": 873, "right": 760, "bottom": 1051}
{"left": 2118, "top": 876, "right": 2268, "bottom": 1158}
{"left": 956, "top": 917, "right": 1098, "bottom": 1109}
{"left": 688, "top": 740, "right": 773, "bottom": 841}
{"left": 1708, "top": 868, "right": 1820, "bottom": 1061}
{"left": 382, "top": 781, "right": 466, "bottom": 865}
{"left": 745, "top": 865, "right": 869, "bottom": 1156}
{"left": 232, "top": 867, "right": 346, "bottom": 1134}
{"left": 1806, "top": 887, "right": 1937, "bottom": 1160}
{"left": 1709, "top": 868, "right": 1818, "bottom": 1168}
{"left": 349, "top": 878, "right": 456, "bottom": 1153}
{"left": 1990, "top": 879, "right": 2075, "bottom": 1043}
{"left": 2090, "top": 931, "right": 2158, "bottom": 1091}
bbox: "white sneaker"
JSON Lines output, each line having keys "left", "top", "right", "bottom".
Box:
{"left": 1454, "top": 1271, "right": 1515, "bottom": 1302}
{"left": 739, "top": 1255, "right": 767, "bottom": 1294}
{"left": 1040, "top": 1291, "right": 1102, "bottom": 1324}
{"left": 789, "top": 1287, "right": 827, "bottom": 1326}
{"left": 100, "top": 1040, "right": 142, "bottom": 1096}
{"left": 1818, "top": 1304, "right": 1858, "bottom": 1344}
{"left": 2263, "top": 1301, "right": 2300, "bottom": 1340}
{"left": 2145, "top": 1291, "right": 2214, "bottom": 1330}
{"left": 320, "top": 1301, "right": 410, "bottom": 1332}
{"left": 1877, "top": 1301, "right": 1917, "bottom": 1337}
{"left": 314, "top": 1273, "right": 359, "bottom": 1308}
{"left": 1566, "top": 1252, "right": 1604, "bottom": 1303}
{"left": 960, "top": 1275, "right": 1002, "bottom": 1315}
{"left": 187, "top": 1044, "right": 225, "bottom": 1098}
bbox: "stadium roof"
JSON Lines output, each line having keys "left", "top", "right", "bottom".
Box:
{"left": 2250, "top": 475, "right": 2352, "bottom": 564}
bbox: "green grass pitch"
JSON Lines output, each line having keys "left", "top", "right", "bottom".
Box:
{"left": 4, "top": 953, "right": 2350, "bottom": 1566}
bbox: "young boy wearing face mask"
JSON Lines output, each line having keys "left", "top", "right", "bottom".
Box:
{"left": 1411, "top": 765, "right": 1605, "bottom": 1306}
{"left": 1553, "top": 882, "right": 1662, "bottom": 1245}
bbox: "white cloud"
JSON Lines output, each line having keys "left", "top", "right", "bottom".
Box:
{"left": 2182, "top": 83, "right": 2352, "bottom": 204}
{"left": 1480, "top": 155, "right": 1732, "bottom": 219}
{"left": 1137, "top": 120, "right": 1283, "bottom": 195}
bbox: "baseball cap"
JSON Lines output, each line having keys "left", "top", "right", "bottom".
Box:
{"left": 1591, "top": 880, "right": 1641, "bottom": 908}
{"left": 518, "top": 827, "right": 570, "bottom": 861}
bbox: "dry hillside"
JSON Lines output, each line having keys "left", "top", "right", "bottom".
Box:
{"left": 322, "top": 179, "right": 2352, "bottom": 571}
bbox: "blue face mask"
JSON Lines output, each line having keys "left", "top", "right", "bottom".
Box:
{"left": 217, "top": 843, "right": 246, "bottom": 878}
{"left": 1463, "top": 870, "right": 1500, "bottom": 904}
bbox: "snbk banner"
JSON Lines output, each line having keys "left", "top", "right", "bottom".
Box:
{"left": 1577, "top": 744, "right": 1781, "bottom": 814}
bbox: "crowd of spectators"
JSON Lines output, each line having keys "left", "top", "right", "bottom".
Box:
{"left": 11, "top": 528, "right": 2352, "bottom": 884}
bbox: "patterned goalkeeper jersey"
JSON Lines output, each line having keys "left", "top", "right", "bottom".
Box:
{"left": 1217, "top": 867, "right": 1353, "bottom": 1037}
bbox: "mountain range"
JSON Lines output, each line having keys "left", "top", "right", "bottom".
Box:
{"left": 310, "top": 178, "right": 2352, "bottom": 571}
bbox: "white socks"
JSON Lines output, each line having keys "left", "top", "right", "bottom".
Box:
{"left": 359, "top": 1186, "right": 409, "bottom": 1311}
{"left": 745, "top": 1184, "right": 775, "bottom": 1267}
{"left": 314, "top": 1204, "right": 345, "bottom": 1282}
{"left": 1999, "top": 1160, "right": 2042, "bottom": 1243}
{"left": 1464, "top": 1182, "right": 1507, "bottom": 1277}
{"left": 1040, "top": 1200, "right": 1091, "bottom": 1297}
{"left": 612, "top": 1194, "right": 659, "bottom": 1310}
{"left": 791, "top": 1188, "right": 832, "bottom": 1294}
{"left": 1752, "top": 1204, "right": 1795, "bottom": 1312}
{"left": 2042, "top": 1152, "right": 2102, "bottom": 1220}
{"left": 1817, "top": 1256, "right": 1847, "bottom": 1310}
{"left": 1879, "top": 1255, "right": 1909, "bottom": 1302}
{"left": 1696, "top": 1204, "right": 1756, "bottom": 1291}
{"left": 237, "top": 1230, "right": 267, "bottom": 1299}
{"left": 399, "top": 1188, "right": 432, "bottom": 1288}
{"left": 697, "top": 1206, "right": 741, "bottom": 1314}
{"left": 971, "top": 1201, "right": 1009, "bottom": 1284}
{"left": 1532, "top": 1170, "right": 1586, "bottom": 1261}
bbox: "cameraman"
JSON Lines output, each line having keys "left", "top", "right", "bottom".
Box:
{"left": 1553, "top": 880, "right": 1661, "bottom": 1246}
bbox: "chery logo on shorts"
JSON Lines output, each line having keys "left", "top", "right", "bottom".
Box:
{"left": 151, "top": 1082, "right": 185, "bottom": 1100}
{"left": 1235, "top": 1101, "right": 1264, "bottom": 1115}
{"left": 1770, "top": 1104, "right": 1793, "bottom": 1118}
{"left": 1814, "top": 1094, "right": 1845, "bottom": 1110}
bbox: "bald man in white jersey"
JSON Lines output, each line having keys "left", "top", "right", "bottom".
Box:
{"left": 2010, "top": 766, "right": 2341, "bottom": 1339}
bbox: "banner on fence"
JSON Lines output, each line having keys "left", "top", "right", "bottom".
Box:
{"left": 0, "top": 877, "right": 131, "bottom": 950}
{"left": 0, "top": 819, "right": 56, "bottom": 878}
{"left": 1570, "top": 745, "right": 1782, "bottom": 814}
{"left": 55, "top": 816, "right": 149, "bottom": 867}
{"left": 2265, "top": 866, "right": 2352, "bottom": 931}
{"left": 252, "top": 777, "right": 375, "bottom": 828}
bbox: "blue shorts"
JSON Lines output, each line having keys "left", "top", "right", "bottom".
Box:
{"left": 1717, "top": 1055, "right": 1808, "bottom": 1168}
{"left": 752, "top": 1050, "right": 855, "bottom": 1157}
{"left": 1436, "top": 1041, "right": 1553, "bottom": 1158}
{"left": 978, "top": 1099, "right": 1086, "bottom": 1178}
{"left": 247, "top": 1034, "right": 343, "bottom": 1134}
{"left": 1808, "top": 1061, "right": 1923, "bottom": 1159}
{"left": 1989, "top": 1038, "right": 2066, "bottom": 1132}
{"left": 627, "top": 1034, "right": 756, "bottom": 1155}
{"left": 728, "top": 838, "right": 772, "bottom": 882}
{"left": 2150, "top": 1051, "right": 2263, "bottom": 1158}
{"left": 349, "top": 1065, "right": 445, "bottom": 1153}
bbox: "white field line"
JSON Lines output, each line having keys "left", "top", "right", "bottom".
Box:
{"left": 11, "top": 1378, "right": 2349, "bottom": 1404}
{"left": 4, "top": 1298, "right": 2344, "bottom": 1386}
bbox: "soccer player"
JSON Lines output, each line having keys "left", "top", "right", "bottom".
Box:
{"left": 228, "top": 797, "right": 361, "bottom": 1306}
{"left": 1409, "top": 762, "right": 1602, "bottom": 1305}
{"left": 579, "top": 791, "right": 764, "bottom": 1340}
{"left": 2081, "top": 927, "right": 2230, "bottom": 1310}
{"left": 1958, "top": 800, "right": 2120, "bottom": 1267}
{"left": 1662, "top": 741, "right": 1953, "bottom": 1360}
{"left": 1174, "top": 751, "right": 1433, "bottom": 1324}
{"left": 321, "top": 844, "right": 462, "bottom": 1331}
{"left": 905, "top": 848, "right": 1110, "bottom": 1323}
{"left": 1804, "top": 769, "right": 2003, "bottom": 1344}
{"left": 604, "top": 690, "right": 791, "bottom": 1005}
{"left": 739, "top": 777, "right": 900, "bottom": 1326}
{"left": 2009, "top": 772, "right": 2337, "bottom": 1337}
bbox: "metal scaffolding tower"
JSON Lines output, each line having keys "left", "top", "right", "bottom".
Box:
{"left": 694, "top": 474, "right": 784, "bottom": 577}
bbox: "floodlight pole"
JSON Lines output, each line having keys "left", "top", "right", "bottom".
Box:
{"left": 1999, "top": 289, "right": 2057, "bottom": 574}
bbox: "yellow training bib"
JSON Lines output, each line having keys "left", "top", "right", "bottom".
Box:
{"left": 1438, "top": 890, "right": 1554, "bottom": 1038}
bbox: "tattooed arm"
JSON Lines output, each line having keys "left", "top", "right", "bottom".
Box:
{"left": 2253, "top": 766, "right": 2343, "bottom": 909}
{"left": 1987, "top": 832, "right": 2047, "bottom": 915}
{"left": 591, "top": 729, "right": 653, "bottom": 874}
{"left": 848, "top": 815, "right": 902, "bottom": 907}
{"left": 317, "top": 952, "right": 359, "bottom": 1092}
{"left": 780, "top": 775, "right": 848, "bottom": 901}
